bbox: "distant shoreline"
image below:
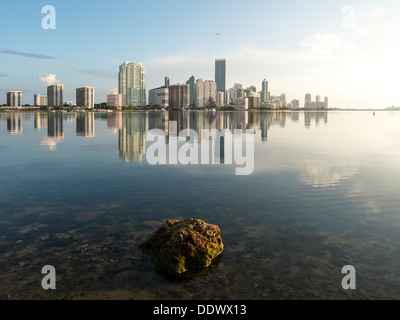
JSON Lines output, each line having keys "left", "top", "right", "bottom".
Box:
{"left": 0, "top": 108, "right": 398, "bottom": 113}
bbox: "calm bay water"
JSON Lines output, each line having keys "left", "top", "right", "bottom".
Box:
{"left": 1, "top": 110, "right": 400, "bottom": 299}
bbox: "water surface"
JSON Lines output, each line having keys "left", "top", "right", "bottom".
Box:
{"left": 1, "top": 110, "right": 400, "bottom": 299}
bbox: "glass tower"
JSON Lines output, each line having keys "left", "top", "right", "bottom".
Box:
{"left": 215, "top": 59, "right": 226, "bottom": 93}
{"left": 262, "top": 79, "right": 268, "bottom": 103}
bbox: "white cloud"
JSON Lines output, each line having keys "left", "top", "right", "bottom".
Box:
{"left": 36, "top": 73, "right": 60, "bottom": 86}
{"left": 299, "top": 33, "right": 358, "bottom": 55}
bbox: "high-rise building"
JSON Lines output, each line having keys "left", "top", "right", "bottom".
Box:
{"left": 76, "top": 86, "right": 95, "bottom": 109}
{"left": 7, "top": 91, "right": 22, "bottom": 108}
{"left": 248, "top": 86, "right": 257, "bottom": 93}
{"left": 40, "top": 96, "right": 48, "bottom": 106}
{"left": 244, "top": 96, "right": 261, "bottom": 108}
{"left": 107, "top": 93, "right": 122, "bottom": 109}
{"left": 165, "top": 77, "right": 170, "bottom": 86}
{"left": 169, "top": 84, "right": 190, "bottom": 108}
{"left": 316, "top": 95, "right": 321, "bottom": 109}
{"left": 186, "top": 76, "right": 195, "bottom": 106}
{"left": 194, "top": 79, "right": 204, "bottom": 107}
{"left": 227, "top": 88, "right": 235, "bottom": 105}
{"left": 215, "top": 59, "right": 226, "bottom": 93}
{"left": 262, "top": 79, "right": 268, "bottom": 103}
{"left": 194, "top": 79, "right": 217, "bottom": 107}
{"left": 47, "top": 83, "right": 63, "bottom": 107}
{"left": 305, "top": 93, "right": 312, "bottom": 108}
{"left": 148, "top": 86, "right": 169, "bottom": 108}
{"left": 291, "top": 99, "right": 300, "bottom": 109}
{"left": 34, "top": 94, "right": 40, "bottom": 106}
{"left": 119, "top": 61, "right": 146, "bottom": 107}
{"left": 35, "top": 94, "right": 48, "bottom": 106}
{"left": 217, "top": 91, "right": 225, "bottom": 108}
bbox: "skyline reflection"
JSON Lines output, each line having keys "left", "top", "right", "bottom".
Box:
{"left": 0, "top": 110, "right": 329, "bottom": 161}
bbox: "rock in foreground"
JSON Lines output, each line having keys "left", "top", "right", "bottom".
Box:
{"left": 140, "top": 218, "right": 223, "bottom": 275}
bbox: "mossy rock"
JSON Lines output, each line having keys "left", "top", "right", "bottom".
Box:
{"left": 140, "top": 218, "right": 224, "bottom": 275}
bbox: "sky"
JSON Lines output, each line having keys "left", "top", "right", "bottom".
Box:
{"left": 0, "top": 0, "right": 399, "bottom": 108}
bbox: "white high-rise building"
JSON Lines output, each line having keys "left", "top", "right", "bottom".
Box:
{"left": 217, "top": 91, "right": 225, "bottom": 108}
{"left": 7, "top": 91, "right": 22, "bottom": 108}
{"left": 76, "top": 86, "right": 95, "bottom": 109}
{"left": 34, "top": 94, "right": 48, "bottom": 106}
{"left": 194, "top": 79, "right": 217, "bottom": 107}
{"left": 119, "top": 61, "right": 146, "bottom": 107}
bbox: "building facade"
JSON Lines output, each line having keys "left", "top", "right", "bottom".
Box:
{"left": 119, "top": 61, "right": 146, "bottom": 107}
{"left": 168, "top": 84, "right": 190, "bottom": 108}
{"left": 215, "top": 59, "right": 226, "bottom": 93}
{"left": 34, "top": 94, "right": 48, "bottom": 106}
{"left": 186, "top": 76, "right": 195, "bottom": 106}
{"left": 305, "top": 94, "right": 328, "bottom": 109}
{"left": 262, "top": 79, "right": 268, "bottom": 103}
{"left": 47, "top": 83, "right": 64, "bottom": 107}
{"left": 194, "top": 79, "right": 217, "bottom": 108}
{"left": 148, "top": 86, "right": 169, "bottom": 108}
{"left": 76, "top": 86, "right": 95, "bottom": 109}
{"left": 7, "top": 91, "right": 22, "bottom": 107}
{"left": 107, "top": 93, "right": 122, "bottom": 109}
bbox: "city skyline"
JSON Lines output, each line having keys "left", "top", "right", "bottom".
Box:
{"left": 0, "top": 0, "right": 399, "bottom": 108}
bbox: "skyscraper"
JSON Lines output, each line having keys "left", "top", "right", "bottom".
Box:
{"left": 119, "top": 61, "right": 146, "bottom": 107}
{"left": 305, "top": 93, "right": 312, "bottom": 108}
{"left": 76, "top": 86, "right": 95, "bottom": 109}
{"left": 215, "top": 59, "right": 226, "bottom": 93}
{"left": 165, "top": 77, "right": 170, "bottom": 86}
{"left": 186, "top": 76, "right": 195, "bottom": 106}
{"left": 34, "top": 94, "right": 48, "bottom": 106}
{"left": 34, "top": 94, "right": 40, "bottom": 106}
{"left": 194, "top": 79, "right": 217, "bottom": 108}
{"left": 7, "top": 91, "right": 22, "bottom": 107}
{"left": 47, "top": 84, "right": 63, "bottom": 107}
{"left": 262, "top": 79, "right": 268, "bottom": 103}
{"left": 169, "top": 84, "right": 190, "bottom": 108}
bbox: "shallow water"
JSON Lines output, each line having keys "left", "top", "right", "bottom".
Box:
{"left": 1, "top": 110, "right": 400, "bottom": 299}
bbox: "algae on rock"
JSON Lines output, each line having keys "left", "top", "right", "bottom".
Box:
{"left": 140, "top": 218, "right": 224, "bottom": 275}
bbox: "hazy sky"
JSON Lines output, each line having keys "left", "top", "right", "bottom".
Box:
{"left": 0, "top": 0, "right": 399, "bottom": 108}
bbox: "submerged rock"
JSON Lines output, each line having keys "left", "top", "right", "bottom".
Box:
{"left": 139, "top": 218, "right": 224, "bottom": 275}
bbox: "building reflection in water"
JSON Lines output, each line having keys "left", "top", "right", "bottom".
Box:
{"left": 7, "top": 112, "right": 22, "bottom": 134}
{"left": 304, "top": 111, "right": 328, "bottom": 128}
{"left": 40, "top": 112, "right": 64, "bottom": 151}
{"left": 116, "top": 111, "right": 314, "bottom": 163}
{"left": 76, "top": 112, "right": 95, "bottom": 137}
{"left": 119, "top": 112, "right": 148, "bottom": 162}
{"left": 0, "top": 110, "right": 328, "bottom": 157}
{"left": 34, "top": 112, "right": 48, "bottom": 130}
{"left": 106, "top": 112, "right": 122, "bottom": 133}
